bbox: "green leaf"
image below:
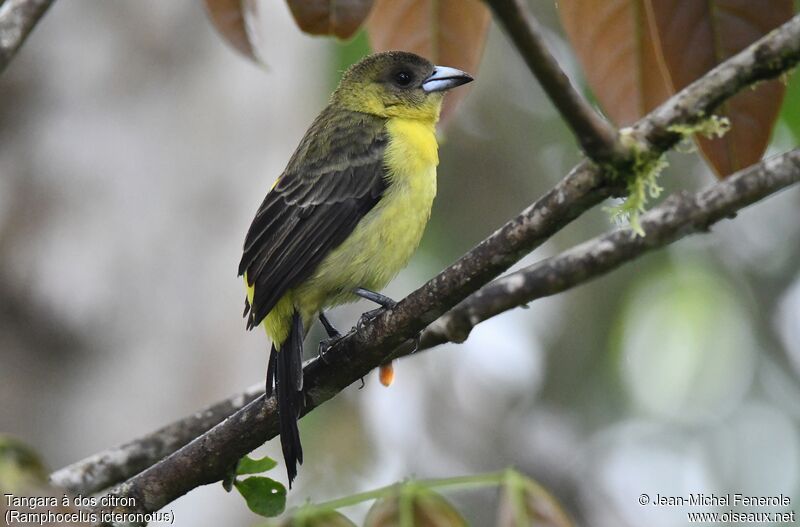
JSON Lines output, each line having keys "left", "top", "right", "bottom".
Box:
{"left": 234, "top": 476, "right": 286, "bottom": 518}
{"left": 780, "top": 70, "right": 800, "bottom": 143}
{"left": 236, "top": 455, "right": 278, "bottom": 475}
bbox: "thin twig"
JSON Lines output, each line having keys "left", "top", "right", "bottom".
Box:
{"left": 486, "top": 0, "right": 626, "bottom": 164}
{"left": 0, "top": 0, "right": 55, "bottom": 73}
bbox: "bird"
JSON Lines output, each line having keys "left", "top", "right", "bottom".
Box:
{"left": 238, "top": 51, "right": 473, "bottom": 486}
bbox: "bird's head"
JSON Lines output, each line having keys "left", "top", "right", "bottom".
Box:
{"left": 333, "top": 51, "right": 473, "bottom": 122}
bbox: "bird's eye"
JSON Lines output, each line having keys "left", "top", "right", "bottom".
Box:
{"left": 394, "top": 70, "right": 412, "bottom": 87}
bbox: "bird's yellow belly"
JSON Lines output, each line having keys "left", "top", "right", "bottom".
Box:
{"left": 294, "top": 117, "right": 439, "bottom": 317}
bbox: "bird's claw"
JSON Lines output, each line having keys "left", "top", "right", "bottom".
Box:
{"left": 410, "top": 332, "right": 421, "bottom": 354}
{"left": 356, "top": 306, "right": 388, "bottom": 336}
{"left": 318, "top": 335, "right": 342, "bottom": 364}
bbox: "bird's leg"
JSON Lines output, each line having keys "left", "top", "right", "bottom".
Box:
{"left": 353, "top": 287, "right": 398, "bottom": 310}
{"left": 353, "top": 287, "right": 399, "bottom": 334}
{"left": 317, "top": 311, "right": 342, "bottom": 364}
{"left": 319, "top": 311, "right": 341, "bottom": 338}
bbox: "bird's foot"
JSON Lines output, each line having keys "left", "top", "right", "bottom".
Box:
{"left": 317, "top": 335, "right": 342, "bottom": 364}
{"left": 353, "top": 287, "right": 398, "bottom": 336}
{"left": 356, "top": 306, "right": 391, "bottom": 335}
{"left": 317, "top": 310, "right": 343, "bottom": 364}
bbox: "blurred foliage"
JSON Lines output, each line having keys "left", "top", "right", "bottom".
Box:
{"left": 613, "top": 261, "right": 755, "bottom": 422}
{"left": 0, "top": 434, "right": 48, "bottom": 494}
{"left": 0, "top": 437, "right": 83, "bottom": 527}
{"left": 255, "top": 470, "right": 572, "bottom": 526}
{"left": 781, "top": 70, "right": 800, "bottom": 143}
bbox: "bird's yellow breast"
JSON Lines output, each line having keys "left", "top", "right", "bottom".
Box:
{"left": 294, "top": 117, "right": 439, "bottom": 316}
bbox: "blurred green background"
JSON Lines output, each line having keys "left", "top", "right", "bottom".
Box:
{"left": 0, "top": 2, "right": 798, "bottom": 525}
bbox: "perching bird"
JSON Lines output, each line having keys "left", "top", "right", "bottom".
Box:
{"left": 238, "top": 51, "right": 473, "bottom": 486}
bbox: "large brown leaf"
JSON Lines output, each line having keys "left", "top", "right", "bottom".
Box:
{"left": 497, "top": 479, "right": 573, "bottom": 527}
{"left": 557, "top": 0, "right": 672, "bottom": 126}
{"left": 364, "top": 489, "right": 468, "bottom": 527}
{"left": 366, "top": 0, "right": 490, "bottom": 125}
{"left": 204, "top": 0, "right": 260, "bottom": 62}
{"left": 286, "top": 0, "right": 374, "bottom": 39}
{"left": 646, "top": 0, "right": 795, "bottom": 178}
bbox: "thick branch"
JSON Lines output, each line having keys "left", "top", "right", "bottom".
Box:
{"left": 63, "top": 13, "right": 800, "bottom": 521}
{"left": 50, "top": 384, "right": 262, "bottom": 495}
{"left": 486, "top": 0, "right": 625, "bottom": 164}
{"left": 421, "top": 149, "right": 800, "bottom": 348}
{"left": 635, "top": 17, "right": 800, "bottom": 150}
{"left": 0, "top": 0, "right": 55, "bottom": 73}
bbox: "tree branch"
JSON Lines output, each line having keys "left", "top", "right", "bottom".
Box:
{"left": 49, "top": 384, "right": 263, "bottom": 495}
{"left": 485, "top": 0, "right": 626, "bottom": 164}
{"left": 420, "top": 149, "right": 800, "bottom": 348}
{"left": 54, "top": 13, "right": 800, "bottom": 522}
{"left": 0, "top": 0, "right": 55, "bottom": 74}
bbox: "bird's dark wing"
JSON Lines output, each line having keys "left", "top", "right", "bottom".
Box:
{"left": 239, "top": 107, "right": 389, "bottom": 329}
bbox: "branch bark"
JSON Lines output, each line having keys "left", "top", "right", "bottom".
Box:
{"left": 0, "top": 0, "right": 55, "bottom": 73}
{"left": 50, "top": 12, "right": 800, "bottom": 522}
{"left": 421, "top": 149, "right": 800, "bottom": 348}
{"left": 486, "top": 0, "right": 626, "bottom": 164}
{"left": 49, "top": 384, "right": 263, "bottom": 495}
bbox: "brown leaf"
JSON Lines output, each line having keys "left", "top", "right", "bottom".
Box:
{"left": 496, "top": 478, "right": 573, "bottom": 527}
{"left": 645, "top": 0, "right": 794, "bottom": 178}
{"left": 366, "top": 0, "right": 490, "bottom": 125}
{"left": 204, "top": 0, "right": 260, "bottom": 62}
{"left": 557, "top": 0, "right": 672, "bottom": 126}
{"left": 286, "top": 0, "right": 374, "bottom": 39}
{"left": 364, "top": 489, "right": 468, "bottom": 527}
{"left": 0, "top": 435, "right": 88, "bottom": 526}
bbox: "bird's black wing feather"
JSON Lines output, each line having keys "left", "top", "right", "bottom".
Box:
{"left": 239, "top": 107, "right": 389, "bottom": 329}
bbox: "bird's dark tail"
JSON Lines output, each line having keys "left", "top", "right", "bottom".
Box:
{"left": 267, "top": 310, "right": 304, "bottom": 487}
